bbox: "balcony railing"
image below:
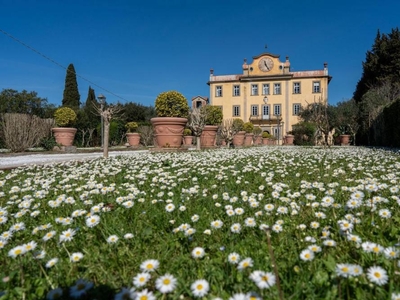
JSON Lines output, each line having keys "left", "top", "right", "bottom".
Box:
{"left": 249, "top": 115, "right": 281, "bottom": 125}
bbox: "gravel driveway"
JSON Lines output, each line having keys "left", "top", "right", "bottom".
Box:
{"left": 0, "top": 150, "right": 148, "bottom": 170}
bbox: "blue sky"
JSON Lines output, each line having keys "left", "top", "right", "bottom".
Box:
{"left": 1, "top": 0, "right": 399, "bottom": 107}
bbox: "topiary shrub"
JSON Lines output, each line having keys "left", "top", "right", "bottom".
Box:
{"left": 183, "top": 128, "right": 192, "bottom": 136}
{"left": 253, "top": 126, "right": 262, "bottom": 136}
{"left": 232, "top": 118, "right": 244, "bottom": 132}
{"left": 201, "top": 105, "right": 223, "bottom": 125}
{"left": 262, "top": 132, "right": 272, "bottom": 139}
{"left": 125, "top": 122, "right": 138, "bottom": 133}
{"left": 54, "top": 107, "right": 77, "bottom": 127}
{"left": 243, "top": 122, "right": 254, "bottom": 133}
{"left": 154, "top": 91, "right": 189, "bottom": 118}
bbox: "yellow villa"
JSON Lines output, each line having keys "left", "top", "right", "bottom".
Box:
{"left": 207, "top": 52, "right": 331, "bottom": 143}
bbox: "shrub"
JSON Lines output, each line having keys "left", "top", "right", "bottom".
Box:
{"left": 125, "top": 122, "right": 138, "bottom": 133}
{"left": 183, "top": 128, "right": 192, "bottom": 136}
{"left": 253, "top": 126, "right": 262, "bottom": 136}
{"left": 201, "top": 105, "right": 223, "bottom": 125}
{"left": 155, "top": 91, "right": 189, "bottom": 118}
{"left": 291, "top": 122, "right": 316, "bottom": 146}
{"left": 54, "top": 107, "right": 77, "bottom": 127}
{"left": 232, "top": 118, "right": 244, "bottom": 132}
{"left": 262, "top": 132, "right": 272, "bottom": 139}
{"left": 243, "top": 122, "right": 254, "bottom": 133}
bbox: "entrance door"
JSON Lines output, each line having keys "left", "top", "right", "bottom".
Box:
{"left": 262, "top": 105, "right": 270, "bottom": 120}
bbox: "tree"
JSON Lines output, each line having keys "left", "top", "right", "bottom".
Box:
{"left": 329, "top": 99, "right": 360, "bottom": 145}
{"left": 187, "top": 108, "right": 206, "bottom": 150}
{"left": 62, "top": 64, "right": 80, "bottom": 110}
{"left": 84, "top": 86, "right": 98, "bottom": 118}
{"left": 0, "top": 89, "right": 51, "bottom": 117}
{"left": 354, "top": 28, "right": 400, "bottom": 104}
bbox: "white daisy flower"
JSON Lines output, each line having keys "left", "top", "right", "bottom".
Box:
{"left": 133, "top": 272, "right": 151, "bottom": 287}
{"left": 140, "top": 259, "right": 159, "bottom": 272}
{"left": 191, "top": 247, "right": 205, "bottom": 259}
{"left": 366, "top": 265, "right": 388, "bottom": 286}
{"left": 190, "top": 279, "right": 209, "bottom": 298}
{"left": 155, "top": 274, "right": 177, "bottom": 294}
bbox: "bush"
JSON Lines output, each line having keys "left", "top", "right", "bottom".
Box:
{"left": 125, "top": 122, "right": 138, "bottom": 133}
{"left": 253, "top": 126, "right": 262, "bottom": 136}
{"left": 201, "top": 105, "right": 223, "bottom": 125}
{"left": 40, "top": 136, "right": 57, "bottom": 150}
{"left": 232, "top": 118, "right": 244, "bottom": 132}
{"left": 183, "top": 128, "right": 192, "bottom": 136}
{"left": 262, "top": 132, "right": 272, "bottom": 139}
{"left": 54, "top": 107, "right": 77, "bottom": 127}
{"left": 291, "top": 122, "right": 316, "bottom": 146}
{"left": 155, "top": 91, "right": 189, "bottom": 118}
{"left": 243, "top": 122, "right": 254, "bottom": 133}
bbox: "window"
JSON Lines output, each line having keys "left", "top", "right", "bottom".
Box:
{"left": 251, "top": 105, "right": 259, "bottom": 116}
{"left": 196, "top": 101, "right": 202, "bottom": 108}
{"left": 262, "top": 84, "right": 270, "bottom": 95}
{"left": 262, "top": 105, "right": 270, "bottom": 119}
{"left": 273, "top": 83, "right": 281, "bottom": 95}
{"left": 313, "top": 81, "right": 321, "bottom": 93}
{"left": 216, "top": 86, "right": 222, "bottom": 97}
{"left": 251, "top": 84, "right": 258, "bottom": 96}
{"left": 293, "top": 82, "right": 301, "bottom": 94}
{"left": 293, "top": 103, "right": 301, "bottom": 115}
{"left": 273, "top": 104, "right": 281, "bottom": 116}
{"left": 233, "top": 105, "right": 240, "bottom": 117}
{"left": 233, "top": 85, "right": 240, "bottom": 96}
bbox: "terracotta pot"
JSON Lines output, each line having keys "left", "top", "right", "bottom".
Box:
{"left": 184, "top": 136, "right": 194, "bottom": 145}
{"left": 151, "top": 117, "right": 187, "bottom": 148}
{"left": 127, "top": 133, "right": 140, "bottom": 146}
{"left": 233, "top": 131, "right": 246, "bottom": 146}
{"left": 52, "top": 127, "right": 77, "bottom": 147}
{"left": 262, "top": 138, "right": 269, "bottom": 145}
{"left": 200, "top": 125, "right": 219, "bottom": 148}
{"left": 244, "top": 133, "right": 254, "bottom": 146}
{"left": 268, "top": 138, "right": 276, "bottom": 145}
{"left": 254, "top": 136, "right": 262, "bottom": 145}
{"left": 339, "top": 134, "right": 350, "bottom": 146}
{"left": 285, "top": 134, "right": 294, "bottom": 145}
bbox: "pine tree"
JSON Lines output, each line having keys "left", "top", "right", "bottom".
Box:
{"left": 62, "top": 64, "right": 81, "bottom": 110}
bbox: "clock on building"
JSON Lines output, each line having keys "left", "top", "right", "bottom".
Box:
{"left": 258, "top": 58, "right": 274, "bottom": 72}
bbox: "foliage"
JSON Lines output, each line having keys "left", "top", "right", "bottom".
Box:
{"left": 155, "top": 91, "right": 189, "bottom": 118}
{"left": 122, "top": 102, "right": 156, "bottom": 124}
{"left": 125, "top": 122, "right": 138, "bottom": 133}
{"left": 262, "top": 132, "right": 273, "bottom": 139}
{"left": 1, "top": 148, "right": 399, "bottom": 299}
{"left": 232, "top": 118, "right": 244, "bottom": 132}
{"left": 84, "top": 86, "right": 98, "bottom": 119}
{"left": 354, "top": 28, "right": 400, "bottom": 104}
{"left": 0, "top": 113, "right": 54, "bottom": 152}
{"left": 62, "top": 63, "right": 81, "bottom": 110}
{"left": 0, "top": 88, "right": 55, "bottom": 118}
{"left": 243, "top": 122, "right": 254, "bottom": 134}
{"left": 381, "top": 98, "right": 400, "bottom": 147}
{"left": 201, "top": 105, "right": 223, "bottom": 125}
{"left": 183, "top": 128, "right": 192, "bottom": 136}
{"left": 54, "top": 107, "right": 77, "bottom": 127}
{"left": 39, "top": 135, "right": 58, "bottom": 151}
{"left": 290, "top": 122, "right": 317, "bottom": 146}
{"left": 253, "top": 126, "right": 262, "bottom": 136}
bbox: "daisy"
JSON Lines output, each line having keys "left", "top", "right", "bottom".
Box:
{"left": 299, "top": 249, "right": 314, "bottom": 261}
{"left": 69, "top": 279, "right": 94, "bottom": 298}
{"left": 384, "top": 247, "right": 399, "bottom": 259}
{"left": 308, "top": 244, "right": 321, "bottom": 253}
{"left": 228, "top": 252, "right": 240, "bottom": 264}
{"left": 124, "top": 233, "right": 134, "bottom": 239}
{"left": 155, "top": 274, "right": 177, "bottom": 294}
{"left": 237, "top": 257, "right": 253, "bottom": 270}
{"left": 8, "top": 245, "right": 26, "bottom": 258}
{"left": 46, "top": 287, "right": 63, "bottom": 300}
{"left": 191, "top": 247, "right": 205, "bottom": 259}
{"left": 45, "top": 258, "right": 59, "bottom": 268}
{"left": 234, "top": 208, "right": 244, "bottom": 215}
{"left": 379, "top": 209, "right": 391, "bottom": 218}
{"left": 230, "top": 223, "right": 241, "bottom": 233}
{"left": 85, "top": 215, "right": 100, "bottom": 228}
{"left": 191, "top": 214, "right": 199, "bottom": 222}
{"left": 140, "top": 259, "right": 159, "bottom": 272}
{"left": 264, "top": 204, "right": 274, "bottom": 212}
{"left": 133, "top": 272, "right": 151, "bottom": 287}
{"left": 336, "top": 263, "right": 352, "bottom": 278}
{"left": 310, "top": 221, "right": 320, "bottom": 229}
{"left": 59, "top": 228, "right": 76, "bottom": 243}
{"left": 107, "top": 235, "right": 119, "bottom": 244}
{"left": 134, "top": 288, "right": 155, "bottom": 300}
{"left": 392, "top": 293, "right": 400, "bottom": 300}
{"left": 245, "top": 218, "right": 256, "bottom": 227}
{"left": 272, "top": 224, "right": 283, "bottom": 233}
{"left": 42, "top": 230, "right": 56, "bottom": 242}
{"left": 249, "top": 270, "right": 276, "bottom": 289}
{"left": 349, "top": 264, "right": 363, "bottom": 276}
{"left": 366, "top": 266, "right": 388, "bottom": 286}
{"left": 23, "top": 241, "right": 37, "bottom": 252}
{"left": 185, "top": 228, "right": 196, "bottom": 236}
{"left": 0, "top": 238, "right": 7, "bottom": 249}
{"left": 211, "top": 220, "right": 223, "bottom": 229}
{"left": 229, "top": 293, "right": 249, "bottom": 300}
{"left": 190, "top": 279, "right": 209, "bottom": 298}
{"left": 323, "top": 240, "right": 337, "bottom": 247}
{"left": 70, "top": 252, "right": 84, "bottom": 263}
{"left": 165, "top": 204, "right": 175, "bottom": 212}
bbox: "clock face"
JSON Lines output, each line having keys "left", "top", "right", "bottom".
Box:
{"left": 258, "top": 58, "right": 274, "bottom": 72}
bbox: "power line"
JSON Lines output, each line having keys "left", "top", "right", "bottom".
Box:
{"left": 0, "top": 28, "right": 130, "bottom": 103}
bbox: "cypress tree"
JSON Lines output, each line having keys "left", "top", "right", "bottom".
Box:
{"left": 84, "top": 86, "right": 97, "bottom": 116}
{"left": 62, "top": 63, "right": 81, "bottom": 110}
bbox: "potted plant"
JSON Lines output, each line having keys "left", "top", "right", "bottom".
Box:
{"left": 253, "top": 126, "right": 262, "bottom": 145}
{"left": 338, "top": 125, "right": 351, "bottom": 146}
{"left": 52, "top": 107, "right": 77, "bottom": 146}
{"left": 232, "top": 118, "right": 245, "bottom": 146}
{"left": 200, "top": 105, "right": 223, "bottom": 148}
{"left": 183, "top": 128, "right": 194, "bottom": 145}
{"left": 284, "top": 132, "right": 295, "bottom": 145}
{"left": 243, "top": 122, "right": 254, "bottom": 146}
{"left": 125, "top": 122, "right": 140, "bottom": 147}
{"left": 262, "top": 132, "right": 276, "bottom": 145}
{"left": 151, "top": 91, "right": 189, "bottom": 148}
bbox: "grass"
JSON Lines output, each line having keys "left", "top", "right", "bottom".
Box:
{"left": 0, "top": 146, "right": 399, "bottom": 299}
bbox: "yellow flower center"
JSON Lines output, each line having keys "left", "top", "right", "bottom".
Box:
{"left": 374, "top": 272, "right": 381, "bottom": 278}
{"left": 163, "top": 278, "right": 170, "bottom": 285}
{"left": 146, "top": 264, "right": 153, "bottom": 269}
{"left": 196, "top": 284, "right": 203, "bottom": 290}
{"left": 342, "top": 267, "right": 348, "bottom": 272}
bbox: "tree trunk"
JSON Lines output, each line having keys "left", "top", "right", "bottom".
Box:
{"left": 196, "top": 136, "right": 201, "bottom": 150}
{"left": 103, "top": 121, "right": 110, "bottom": 158}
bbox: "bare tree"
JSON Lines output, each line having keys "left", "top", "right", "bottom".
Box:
{"left": 93, "top": 104, "right": 123, "bottom": 158}
{"left": 137, "top": 126, "right": 154, "bottom": 147}
{"left": 220, "top": 119, "right": 237, "bottom": 147}
{"left": 187, "top": 108, "right": 206, "bottom": 150}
